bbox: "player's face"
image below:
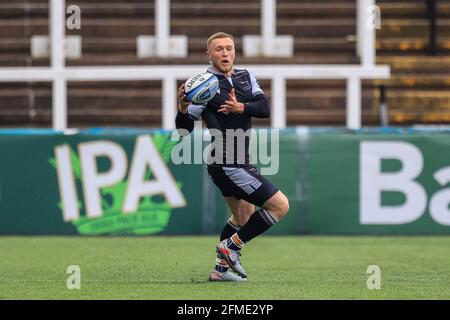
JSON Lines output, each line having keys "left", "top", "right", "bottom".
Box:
{"left": 207, "top": 37, "right": 235, "bottom": 76}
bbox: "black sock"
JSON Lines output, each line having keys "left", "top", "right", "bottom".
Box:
{"left": 236, "top": 208, "right": 278, "bottom": 243}
{"left": 215, "top": 220, "right": 241, "bottom": 272}
{"left": 220, "top": 219, "right": 241, "bottom": 241}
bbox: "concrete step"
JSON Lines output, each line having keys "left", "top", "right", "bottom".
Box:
{"left": 377, "top": 55, "right": 450, "bottom": 73}
{"left": 0, "top": 18, "right": 357, "bottom": 38}
{"left": 377, "top": 37, "right": 450, "bottom": 52}
{"left": 368, "top": 74, "right": 450, "bottom": 89}
{"left": 0, "top": 53, "right": 359, "bottom": 67}
{"left": 378, "top": 18, "right": 450, "bottom": 38}
{"left": 0, "top": 1, "right": 448, "bottom": 18}
{"left": 0, "top": 2, "right": 356, "bottom": 19}
{"left": 0, "top": 109, "right": 163, "bottom": 127}
{"left": 0, "top": 3, "right": 47, "bottom": 18}
{"left": 4, "top": 1, "right": 449, "bottom": 19}
{"left": 379, "top": 2, "right": 450, "bottom": 18}
{"left": 1, "top": 17, "right": 449, "bottom": 40}
{"left": 388, "top": 111, "right": 450, "bottom": 124}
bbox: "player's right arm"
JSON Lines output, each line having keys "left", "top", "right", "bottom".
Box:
{"left": 175, "top": 83, "right": 205, "bottom": 135}
{"left": 175, "top": 83, "right": 194, "bottom": 134}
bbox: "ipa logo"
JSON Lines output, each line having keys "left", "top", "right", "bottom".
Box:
{"left": 50, "top": 134, "right": 185, "bottom": 235}
{"left": 360, "top": 141, "right": 450, "bottom": 225}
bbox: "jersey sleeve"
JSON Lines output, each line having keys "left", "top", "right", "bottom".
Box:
{"left": 249, "top": 71, "right": 264, "bottom": 97}
{"left": 187, "top": 103, "right": 206, "bottom": 120}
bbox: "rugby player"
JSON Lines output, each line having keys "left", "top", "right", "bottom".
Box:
{"left": 175, "top": 32, "right": 290, "bottom": 281}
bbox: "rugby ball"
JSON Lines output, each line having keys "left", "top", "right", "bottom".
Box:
{"left": 184, "top": 72, "right": 219, "bottom": 104}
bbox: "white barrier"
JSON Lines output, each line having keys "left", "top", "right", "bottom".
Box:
{"left": 137, "top": 0, "right": 187, "bottom": 58}
{"left": 0, "top": 0, "right": 390, "bottom": 130}
{"left": 0, "top": 64, "right": 390, "bottom": 130}
{"left": 358, "top": 0, "right": 377, "bottom": 66}
{"left": 243, "top": 0, "right": 294, "bottom": 57}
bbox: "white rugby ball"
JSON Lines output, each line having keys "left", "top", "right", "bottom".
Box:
{"left": 184, "top": 72, "right": 219, "bottom": 104}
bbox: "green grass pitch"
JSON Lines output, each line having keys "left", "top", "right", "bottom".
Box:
{"left": 0, "top": 236, "right": 449, "bottom": 299}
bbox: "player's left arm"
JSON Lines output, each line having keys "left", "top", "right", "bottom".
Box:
{"left": 218, "top": 72, "right": 270, "bottom": 118}
{"left": 242, "top": 93, "right": 270, "bottom": 118}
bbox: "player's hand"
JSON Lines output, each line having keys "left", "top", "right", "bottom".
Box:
{"left": 177, "top": 84, "right": 190, "bottom": 114}
{"left": 218, "top": 88, "right": 244, "bottom": 114}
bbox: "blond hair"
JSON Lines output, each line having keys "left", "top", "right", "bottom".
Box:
{"left": 207, "top": 32, "right": 235, "bottom": 50}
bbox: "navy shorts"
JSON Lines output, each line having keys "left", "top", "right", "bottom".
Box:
{"left": 207, "top": 164, "right": 279, "bottom": 207}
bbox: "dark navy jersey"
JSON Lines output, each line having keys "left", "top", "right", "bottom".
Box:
{"left": 176, "top": 66, "right": 270, "bottom": 166}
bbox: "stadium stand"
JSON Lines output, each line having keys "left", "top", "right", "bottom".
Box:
{"left": 0, "top": 0, "right": 448, "bottom": 127}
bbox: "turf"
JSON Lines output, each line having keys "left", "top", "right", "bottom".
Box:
{"left": 0, "top": 236, "right": 449, "bottom": 299}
